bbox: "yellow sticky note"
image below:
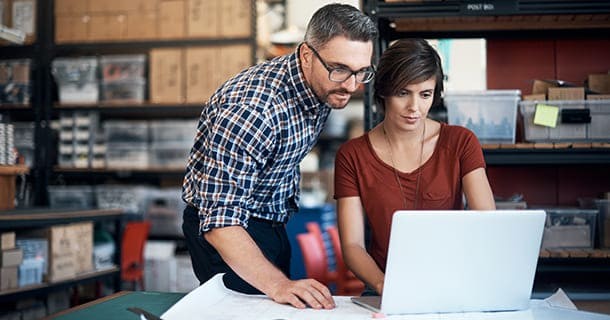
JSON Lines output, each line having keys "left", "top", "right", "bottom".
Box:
{"left": 533, "top": 104, "right": 559, "bottom": 128}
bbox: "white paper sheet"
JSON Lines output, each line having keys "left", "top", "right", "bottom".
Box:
{"left": 160, "top": 274, "right": 533, "bottom": 320}
{"left": 161, "top": 275, "right": 610, "bottom": 320}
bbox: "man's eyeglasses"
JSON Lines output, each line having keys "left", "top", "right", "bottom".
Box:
{"left": 306, "top": 43, "right": 375, "bottom": 84}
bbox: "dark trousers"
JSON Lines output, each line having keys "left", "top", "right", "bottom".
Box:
{"left": 182, "top": 204, "right": 291, "bottom": 294}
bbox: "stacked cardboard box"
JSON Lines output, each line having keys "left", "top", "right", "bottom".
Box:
{"left": 150, "top": 45, "right": 252, "bottom": 103}
{"left": 0, "top": 0, "right": 37, "bottom": 44}
{"left": 55, "top": 0, "right": 252, "bottom": 43}
{"left": 0, "top": 232, "right": 21, "bottom": 291}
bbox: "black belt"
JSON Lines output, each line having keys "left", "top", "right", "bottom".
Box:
{"left": 249, "top": 216, "right": 285, "bottom": 228}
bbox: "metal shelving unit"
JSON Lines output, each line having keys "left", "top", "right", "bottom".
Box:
{"left": 0, "top": 208, "right": 124, "bottom": 303}
{"left": 0, "top": 0, "right": 258, "bottom": 204}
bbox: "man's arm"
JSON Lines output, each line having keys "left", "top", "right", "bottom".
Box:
{"left": 205, "top": 226, "right": 335, "bottom": 309}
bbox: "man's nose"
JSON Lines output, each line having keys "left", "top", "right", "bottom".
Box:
{"left": 340, "top": 74, "right": 358, "bottom": 92}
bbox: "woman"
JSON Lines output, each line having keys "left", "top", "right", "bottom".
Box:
{"left": 334, "top": 39, "right": 495, "bottom": 296}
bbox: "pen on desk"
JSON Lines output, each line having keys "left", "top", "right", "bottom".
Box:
{"left": 127, "top": 307, "right": 164, "bottom": 320}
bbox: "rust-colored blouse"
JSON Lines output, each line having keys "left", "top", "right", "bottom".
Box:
{"left": 334, "top": 123, "right": 486, "bottom": 271}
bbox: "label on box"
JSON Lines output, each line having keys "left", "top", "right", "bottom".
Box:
{"left": 534, "top": 104, "right": 559, "bottom": 128}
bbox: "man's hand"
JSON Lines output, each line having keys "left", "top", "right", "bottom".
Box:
{"left": 205, "top": 226, "right": 335, "bottom": 309}
{"left": 268, "top": 278, "right": 335, "bottom": 309}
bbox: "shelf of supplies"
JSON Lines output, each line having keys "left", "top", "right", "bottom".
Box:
{"left": 374, "top": 1, "right": 610, "bottom": 18}
{"left": 368, "top": 0, "right": 610, "bottom": 39}
{"left": 482, "top": 146, "right": 610, "bottom": 165}
{"left": 0, "top": 267, "right": 119, "bottom": 303}
{"left": 54, "top": 37, "right": 255, "bottom": 55}
{"left": 0, "top": 207, "right": 123, "bottom": 228}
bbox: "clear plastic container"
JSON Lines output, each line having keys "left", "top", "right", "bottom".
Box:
{"left": 445, "top": 90, "right": 520, "bottom": 144}
{"left": 101, "top": 80, "right": 146, "bottom": 103}
{"left": 52, "top": 57, "right": 99, "bottom": 103}
{"left": 541, "top": 208, "right": 598, "bottom": 249}
{"left": 103, "top": 120, "right": 149, "bottom": 144}
{"left": 48, "top": 185, "right": 96, "bottom": 209}
{"left": 99, "top": 54, "right": 146, "bottom": 82}
{"left": 149, "top": 120, "right": 197, "bottom": 144}
{"left": 105, "top": 144, "right": 149, "bottom": 168}
{"left": 520, "top": 99, "right": 610, "bottom": 142}
{"left": 149, "top": 143, "right": 190, "bottom": 168}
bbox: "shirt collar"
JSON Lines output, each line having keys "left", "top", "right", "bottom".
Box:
{"left": 288, "top": 44, "right": 330, "bottom": 113}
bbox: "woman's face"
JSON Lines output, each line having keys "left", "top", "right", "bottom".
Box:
{"left": 384, "top": 77, "right": 436, "bottom": 131}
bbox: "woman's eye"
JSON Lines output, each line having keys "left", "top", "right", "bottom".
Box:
{"left": 397, "top": 90, "right": 408, "bottom": 97}
{"left": 421, "top": 92, "right": 433, "bottom": 99}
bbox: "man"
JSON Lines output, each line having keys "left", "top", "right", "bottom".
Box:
{"left": 182, "top": 3, "right": 377, "bottom": 309}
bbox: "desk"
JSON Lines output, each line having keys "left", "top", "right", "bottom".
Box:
{"left": 48, "top": 275, "right": 610, "bottom": 320}
{"left": 48, "top": 291, "right": 184, "bottom": 320}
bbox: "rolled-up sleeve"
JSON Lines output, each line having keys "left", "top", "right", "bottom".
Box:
{"left": 196, "top": 103, "right": 273, "bottom": 231}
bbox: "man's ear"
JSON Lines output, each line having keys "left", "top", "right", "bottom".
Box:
{"left": 299, "top": 43, "right": 313, "bottom": 68}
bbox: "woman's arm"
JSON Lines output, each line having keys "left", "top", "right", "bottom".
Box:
{"left": 337, "top": 196, "right": 386, "bottom": 294}
{"left": 462, "top": 167, "right": 496, "bottom": 210}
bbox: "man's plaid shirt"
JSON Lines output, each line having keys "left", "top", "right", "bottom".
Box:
{"left": 182, "top": 49, "right": 331, "bottom": 232}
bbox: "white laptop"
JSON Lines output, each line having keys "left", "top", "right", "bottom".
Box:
{"left": 352, "top": 210, "right": 546, "bottom": 315}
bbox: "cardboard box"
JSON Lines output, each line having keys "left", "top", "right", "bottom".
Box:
{"left": 11, "top": 0, "right": 36, "bottom": 43}
{"left": 588, "top": 94, "right": 610, "bottom": 100}
{"left": 70, "top": 222, "right": 93, "bottom": 274}
{"left": 126, "top": 11, "right": 157, "bottom": 40}
{"left": 0, "top": 248, "right": 23, "bottom": 267}
{"left": 1, "top": 232, "right": 15, "bottom": 250}
{"left": 532, "top": 79, "right": 558, "bottom": 95}
{"left": 0, "top": 266, "right": 18, "bottom": 291}
{"left": 548, "top": 87, "right": 585, "bottom": 100}
{"left": 588, "top": 74, "right": 610, "bottom": 94}
{"left": 48, "top": 225, "right": 76, "bottom": 282}
{"left": 0, "top": 0, "right": 9, "bottom": 27}
{"left": 523, "top": 94, "right": 546, "bottom": 101}
{"left": 55, "top": 15, "right": 89, "bottom": 43}
{"left": 185, "top": 47, "right": 219, "bottom": 103}
{"left": 89, "top": 13, "right": 127, "bottom": 41}
{"left": 150, "top": 48, "right": 184, "bottom": 103}
{"left": 88, "top": 0, "right": 157, "bottom": 13}
{"left": 55, "top": 0, "right": 88, "bottom": 15}
{"left": 219, "top": 44, "right": 252, "bottom": 83}
{"left": 186, "top": 0, "right": 219, "bottom": 38}
{"left": 220, "top": 0, "right": 251, "bottom": 38}
{"left": 158, "top": 0, "right": 185, "bottom": 39}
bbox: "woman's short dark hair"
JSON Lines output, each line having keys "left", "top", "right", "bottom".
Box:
{"left": 304, "top": 4, "right": 378, "bottom": 50}
{"left": 374, "top": 39, "right": 444, "bottom": 111}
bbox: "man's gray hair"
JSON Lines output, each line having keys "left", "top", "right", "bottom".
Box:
{"left": 304, "top": 3, "right": 378, "bottom": 50}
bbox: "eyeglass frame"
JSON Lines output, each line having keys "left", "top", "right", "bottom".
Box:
{"left": 305, "top": 42, "right": 375, "bottom": 84}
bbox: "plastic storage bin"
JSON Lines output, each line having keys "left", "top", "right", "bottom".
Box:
{"left": 149, "top": 143, "right": 190, "bottom": 168}
{"left": 48, "top": 185, "right": 96, "bottom": 209}
{"left": 52, "top": 57, "right": 99, "bottom": 103}
{"left": 520, "top": 99, "right": 610, "bottom": 142}
{"left": 145, "top": 188, "right": 186, "bottom": 237}
{"left": 99, "top": 54, "right": 146, "bottom": 82}
{"left": 445, "top": 90, "right": 520, "bottom": 144}
{"left": 0, "top": 59, "right": 31, "bottom": 104}
{"left": 149, "top": 120, "right": 197, "bottom": 144}
{"left": 105, "top": 144, "right": 149, "bottom": 168}
{"left": 104, "top": 120, "right": 149, "bottom": 144}
{"left": 96, "top": 185, "right": 153, "bottom": 215}
{"left": 541, "top": 208, "right": 598, "bottom": 249}
{"left": 101, "top": 80, "right": 146, "bottom": 103}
